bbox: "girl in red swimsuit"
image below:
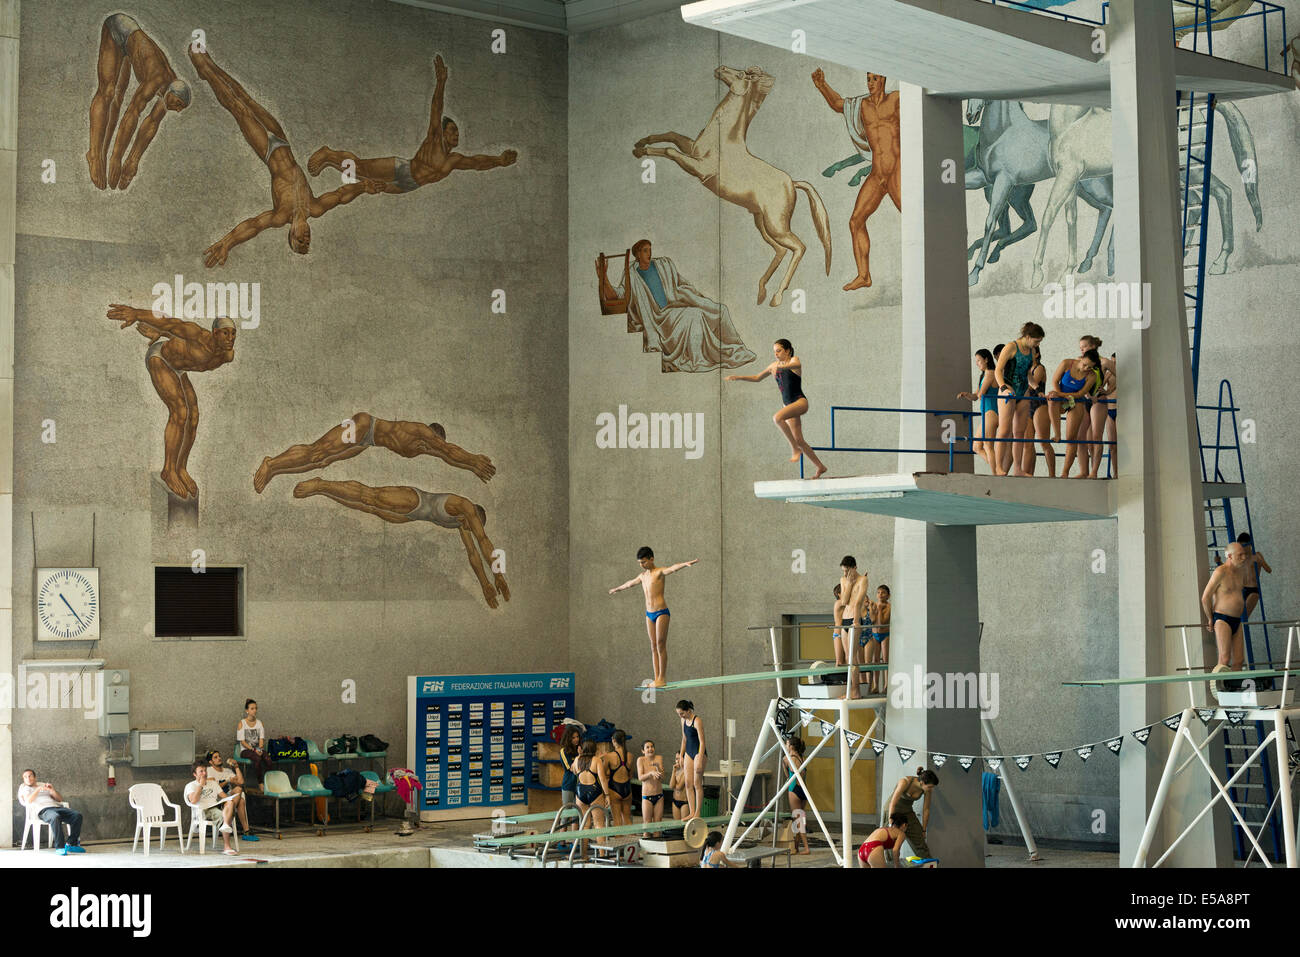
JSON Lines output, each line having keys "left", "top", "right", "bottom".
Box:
{"left": 858, "top": 813, "right": 910, "bottom": 868}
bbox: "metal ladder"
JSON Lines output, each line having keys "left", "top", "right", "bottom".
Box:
{"left": 1177, "top": 90, "right": 1216, "bottom": 395}
{"left": 1196, "top": 381, "right": 1282, "bottom": 862}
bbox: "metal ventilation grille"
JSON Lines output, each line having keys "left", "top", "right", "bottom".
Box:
{"left": 154, "top": 566, "right": 242, "bottom": 637}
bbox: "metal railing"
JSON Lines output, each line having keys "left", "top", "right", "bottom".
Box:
{"left": 799, "top": 399, "right": 1116, "bottom": 478}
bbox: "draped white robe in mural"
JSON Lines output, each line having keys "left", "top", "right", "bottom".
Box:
{"left": 618, "top": 257, "right": 756, "bottom": 373}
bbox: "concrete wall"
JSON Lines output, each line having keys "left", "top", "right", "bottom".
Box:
{"left": 12, "top": 0, "right": 568, "bottom": 840}
{"left": 566, "top": 3, "right": 1300, "bottom": 846}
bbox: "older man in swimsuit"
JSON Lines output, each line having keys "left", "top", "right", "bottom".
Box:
{"left": 106, "top": 303, "right": 236, "bottom": 500}
{"left": 294, "top": 478, "right": 510, "bottom": 609}
{"left": 810, "top": 70, "right": 900, "bottom": 291}
{"left": 88, "top": 13, "right": 191, "bottom": 190}
{"left": 1202, "top": 542, "right": 1251, "bottom": 687}
{"left": 189, "top": 46, "right": 383, "bottom": 266}
{"left": 254, "top": 414, "right": 495, "bottom": 493}
{"left": 306, "top": 54, "right": 517, "bottom": 195}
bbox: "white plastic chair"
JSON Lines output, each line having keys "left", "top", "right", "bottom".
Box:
{"left": 128, "top": 783, "right": 184, "bottom": 856}
{"left": 184, "top": 787, "right": 239, "bottom": 854}
{"left": 20, "top": 800, "right": 70, "bottom": 850}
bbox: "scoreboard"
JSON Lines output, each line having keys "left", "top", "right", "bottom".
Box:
{"left": 406, "top": 672, "right": 575, "bottom": 820}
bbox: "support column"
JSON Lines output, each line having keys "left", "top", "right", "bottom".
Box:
{"left": 1110, "top": 0, "right": 1227, "bottom": 866}
{"left": 886, "top": 85, "right": 981, "bottom": 868}
{"left": 0, "top": 0, "right": 17, "bottom": 848}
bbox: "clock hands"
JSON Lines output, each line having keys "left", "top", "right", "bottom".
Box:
{"left": 58, "top": 593, "right": 87, "bottom": 629}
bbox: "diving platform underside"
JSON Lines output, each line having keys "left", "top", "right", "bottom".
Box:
{"left": 681, "top": 0, "right": 1292, "bottom": 105}
{"left": 756, "top": 473, "right": 1243, "bottom": 524}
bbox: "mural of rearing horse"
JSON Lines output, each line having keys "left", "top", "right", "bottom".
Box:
{"left": 633, "top": 65, "right": 831, "bottom": 308}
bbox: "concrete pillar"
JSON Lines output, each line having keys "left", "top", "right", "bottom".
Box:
{"left": 1110, "top": 0, "right": 1227, "bottom": 866}
{"left": 885, "top": 85, "right": 982, "bottom": 868}
{"left": 0, "top": 0, "right": 16, "bottom": 847}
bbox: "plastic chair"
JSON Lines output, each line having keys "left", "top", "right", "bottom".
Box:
{"left": 183, "top": 787, "right": 239, "bottom": 854}
{"left": 305, "top": 738, "right": 330, "bottom": 764}
{"left": 324, "top": 737, "right": 359, "bottom": 762}
{"left": 21, "top": 800, "right": 70, "bottom": 850}
{"left": 358, "top": 770, "right": 395, "bottom": 828}
{"left": 261, "top": 770, "right": 302, "bottom": 839}
{"left": 232, "top": 740, "right": 252, "bottom": 765}
{"left": 295, "top": 774, "right": 332, "bottom": 834}
{"left": 356, "top": 738, "right": 388, "bottom": 777}
{"left": 128, "top": 783, "right": 184, "bottom": 856}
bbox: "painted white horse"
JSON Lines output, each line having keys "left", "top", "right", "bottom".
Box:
{"left": 633, "top": 65, "right": 831, "bottom": 307}
{"left": 1029, "top": 101, "right": 1260, "bottom": 287}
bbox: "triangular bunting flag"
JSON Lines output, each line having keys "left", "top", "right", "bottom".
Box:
{"left": 896, "top": 746, "right": 916, "bottom": 763}
{"left": 956, "top": 756, "right": 975, "bottom": 772}
{"left": 1132, "top": 726, "right": 1152, "bottom": 746}
{"left": 819, "top": 720, "right": 836, "bottom": 737}
{"left": 1014, "top": 755, "right": 1033, "bottom": 770}
{"left": 1196, "top": 709, "right": 1214, "bottom": 726}
{"left": 1043, "top": 751, "right": 1062, "bottom": 768}
{"left": 870, "top": 738, "right": 888, "bottom": 755}
{"left": 930, "top": 753, "right": 948, "bottom": 768}
{"left": 800, "top": 711, "right": 813, "bottom": 730}
{"left": 1105, "top": 736, "right": 1123, "bottom": 755}
{"left": 985, "top": 757, "right": 1003, "bottom": 772}
{"left": 1287, "top": 723, "right": 1296, "bottom": 743}
{"left": 845, "top": 731, "right": 862, "bottom": 748}
{"left": 1290, "top": 751, "right": 1299, "bottom": 773}
{"left": 1075, "top": 745, "right": 1094, "bottom": 762}
{"left": 1162, "top": 714, "right": 1182, "bottom": 732}
{"left": 1226, "top": 710, "right": 1247, "bottom": 726}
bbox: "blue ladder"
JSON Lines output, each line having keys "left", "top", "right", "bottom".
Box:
{"left": 1196, "top": 382, "right": 1281, "bottom": 863}
{"left": 1177, "top": 90, "right": 1216, "bottom": 395}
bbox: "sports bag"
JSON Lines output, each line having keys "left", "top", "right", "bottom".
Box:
{"left": 328, "top": 734, "right": 358, "bottom": 754}
{"left": 359, "top": 733, "right": 389, "bottom": 753}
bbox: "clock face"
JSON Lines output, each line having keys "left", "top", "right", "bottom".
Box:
{"left": 36, "top": 568, "right": 100, "bottom": 640}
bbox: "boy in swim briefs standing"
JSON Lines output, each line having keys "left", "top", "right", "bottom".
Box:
{"left": 609, "top": 546, "right": 698, "bottom": 687}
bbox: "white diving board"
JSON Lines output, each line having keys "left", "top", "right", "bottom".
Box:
{"left": 681, "top": 0, "right": 1292, "bottom": 105}
{"left": 640, "top": 662, "right": 887, "bottom": 692}
{"left": 755, "top": 471, "right": 1115, "bottom": 525}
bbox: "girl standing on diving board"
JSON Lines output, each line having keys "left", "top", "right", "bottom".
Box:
{"left": 676, "top": 700, "right": 707, "bottom": 820}
{"left": 727, "top": 339, "right": 827, "bottom": 478}
{"left": 608, "top": 546, "right": 698, "bottom": 687}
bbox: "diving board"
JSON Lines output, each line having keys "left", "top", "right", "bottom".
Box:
{"left": 754, "top": 471, "right": 1115, "bottom": 525}
{"left": 1064, "top": 668, "right": 1300, "bottom": 687}
{"left": 640, "top": 662, "right": 886, "bottom": 692}
{"left": 681, "top": 0, "right": 1292, "bottom": 106}
{"left": 483, "top": 812, "right": 764, "bottom": 848}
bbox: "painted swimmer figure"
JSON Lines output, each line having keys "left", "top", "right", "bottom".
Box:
{"left": 608, "top": 546, "right": 698, "bottom": 687}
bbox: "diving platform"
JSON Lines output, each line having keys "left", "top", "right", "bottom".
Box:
{"left": 754, "top": 471, "right": 1115, "bottom": 525}
{"left": 681, "top": 0, "right": 1292, "bottom": 105}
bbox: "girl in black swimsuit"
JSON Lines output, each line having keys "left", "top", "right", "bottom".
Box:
{"left": 727, "top": 338, "right": 828, "bottom": 478}
{"left": 603, "top": 730, "right": 634, "bottom": 827}
{"left": 573, "top": 741, "right": 608, "bottom": 844}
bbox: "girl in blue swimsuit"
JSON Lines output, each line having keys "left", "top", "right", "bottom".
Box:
{"left": 992, "top": 323, "right": 1045, "bottom": 475}
{"left": 602, "top": 730, "right": 633, "bottom": 827}
{"left": 1023, "top": 349, "right": 1057, "bottom": 477}
{"left": 957, "top": 349, "right": 999, "bottom": 470}
{"left": 676, "top": 700, "right": 707, "bottom": 820}
{"left": 1050, "top": 348, "right": 1103, "bottom": 479}
{"left": 727, "top": 339, "right": 828, "bottom": 478}
{"left": 572, "top": 741, "right": 608, "bottom": 854}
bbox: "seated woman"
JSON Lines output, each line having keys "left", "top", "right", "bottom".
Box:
{"left": 857, "top": 813, "right": 910, "bottom": 868}
{"left": 699, "top": 831, "right": 735, "bottom": 868}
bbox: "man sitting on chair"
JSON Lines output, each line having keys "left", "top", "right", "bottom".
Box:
{"left": 18, "top": 769, "right": 85, "bottom": 854}
{"left": 185, "top": 760, "right": 237, "bottom": 855}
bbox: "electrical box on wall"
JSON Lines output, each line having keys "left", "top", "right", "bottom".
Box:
{"left": 97, "top": 669, "right": 129, "bottom": 737}
{"left": 129, "top": 729, "right": 195, "bottom": 768}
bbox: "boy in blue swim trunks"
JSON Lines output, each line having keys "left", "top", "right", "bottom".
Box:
{"left": 609, "top": 546, "right": 698, "bottom": 687}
